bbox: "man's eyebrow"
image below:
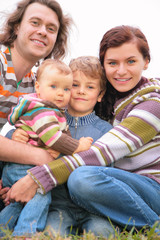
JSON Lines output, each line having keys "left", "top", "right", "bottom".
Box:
{"left": 29, "top": 17, "right": 59, "bottom": 28}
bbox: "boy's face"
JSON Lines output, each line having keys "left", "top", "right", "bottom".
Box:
{"left": 35, "top": 67, "right": 73, "bottom": 109}
{"left": 68, "top": 70, "right": 104, "bottom": 117}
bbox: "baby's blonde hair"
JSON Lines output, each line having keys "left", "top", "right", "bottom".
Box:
{"left": 36, "top": 59, "right": 72, "bottom": 81}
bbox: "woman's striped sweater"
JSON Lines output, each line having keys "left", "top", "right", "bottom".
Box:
{"left": 28, "top": 77, "right": 160, "bottom": 194}
{"left": 8, "top": 93, "right": 79, "bottom": 155}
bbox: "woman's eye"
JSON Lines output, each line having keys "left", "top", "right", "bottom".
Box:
{"left": 128, "top": 59, "right": 135, "bottom": 64}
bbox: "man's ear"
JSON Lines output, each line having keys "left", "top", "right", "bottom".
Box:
{"left": 97, "top": 90, "right": 105, "bottom": 102}
{"left": 14, "top": 24, "right": 20, "bottom": 35}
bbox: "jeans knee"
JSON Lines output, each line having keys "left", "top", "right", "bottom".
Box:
{"left": 68, "top": 166, "right": 99, "bottom": 199}
{"left": 68, "top": 167, "right": 86, "bottom": 195}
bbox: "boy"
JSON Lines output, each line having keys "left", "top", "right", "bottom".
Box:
{"left": 46, "top": 56, "right": 113, "bottom": 236}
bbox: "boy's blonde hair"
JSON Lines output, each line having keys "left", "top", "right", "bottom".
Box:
{"left": 69, "top": 56, "right": 106, "bottom": 91}
{"left": 36, "top": 59, "right": 72, "bottom": 81}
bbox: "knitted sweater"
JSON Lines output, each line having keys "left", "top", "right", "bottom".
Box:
{"left": 28, "top": 77, "right": 160, "bottom": 194}
{"left": 65, "top": 110, "right": 112, "bottom": 143}
{"left": 8, "top": 93, "right": 79, "bottom": 155}
{"left": 0, "top": 46, "right": 35, "bottom": 131}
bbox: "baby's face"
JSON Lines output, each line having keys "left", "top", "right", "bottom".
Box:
{"left": 35, "top": 68, "right": 73, "bottom": 109}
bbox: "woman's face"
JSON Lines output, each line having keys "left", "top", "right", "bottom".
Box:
{"left": 103, "top": 42, "right": 149, "bottom": 92}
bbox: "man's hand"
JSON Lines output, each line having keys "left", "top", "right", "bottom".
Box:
{"left": 5, "top": 175, "right": 39, "bottom": 204}
{"left": 0, "top": 179, "right": 10, "bottom": 206}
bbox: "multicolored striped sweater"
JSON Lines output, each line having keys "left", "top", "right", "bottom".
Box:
{"left": 28, "top": 77, "right": 160, "bottom": 194}
{"left": 8, "top": 93, "right": 79, "bottom": 155}
{"left": 0, "top": 45, "right": 35, "bottom": 131}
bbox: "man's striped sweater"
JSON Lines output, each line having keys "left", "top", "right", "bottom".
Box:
{"left": 28, "top": 77, "right": 160, "bottom": 194}
{"left": 0, "top": 46, "right": 35, "bottom": 131}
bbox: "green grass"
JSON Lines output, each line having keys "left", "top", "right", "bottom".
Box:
{"left": 0, "top": 222, "right": 160, "bottom": 240}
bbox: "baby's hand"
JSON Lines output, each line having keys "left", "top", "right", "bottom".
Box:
{"left": 74, "top": 137, "right": 93, "bottom": 153}
{"left": 12, "top": 128, "right": 29, "bottom": 144}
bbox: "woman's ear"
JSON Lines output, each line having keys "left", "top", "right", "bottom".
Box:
{"left": 144, "top": 58, "right": 149, "bottom": 70}
{"left": 97, "top": 90, "right": 105, "bottom": 102}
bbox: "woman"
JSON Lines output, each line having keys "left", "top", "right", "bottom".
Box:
{"left": 7, "top": 25, "right": 160, "bottom": 233}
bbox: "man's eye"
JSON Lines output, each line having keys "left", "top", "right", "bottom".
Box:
{"left": 109, "top": 62, "right": 116, "bottom": 66}
{"left": 31, "top": 21, "right": 38, "bottom": 26}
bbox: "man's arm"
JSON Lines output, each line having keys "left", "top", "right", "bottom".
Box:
{"left": 0, "top": 135, "right": 52, "bottom": 166}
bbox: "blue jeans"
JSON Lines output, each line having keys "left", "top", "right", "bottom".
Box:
{"left": 0, "top": 163, "right": 51, "bottom": 236}
{"left": 68, "top": 166, "right": 160, "bottom": 230}
{"left": 46, "top": 184, "right": 115, "bottom": 237}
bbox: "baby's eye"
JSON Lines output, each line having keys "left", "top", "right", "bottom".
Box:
{"left": 64, "top": 88, "right": 70, "bottom": 92}
{"left": 51, "top": 85, "right": 56, "bottom": 89}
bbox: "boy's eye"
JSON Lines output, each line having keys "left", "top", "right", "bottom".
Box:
{"left": 72, "top": 83, "right": 78, "bottom": 87}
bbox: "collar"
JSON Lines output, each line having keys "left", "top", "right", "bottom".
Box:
{"left": 65, "top": 110, "right": 98, "bottom": 127}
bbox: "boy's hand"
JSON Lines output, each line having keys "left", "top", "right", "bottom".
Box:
{"left": 12, "top": 128, "right": 29, "bottom": 144}
{"left": 46, "top": 148, "right": 60, "bottom": 159}
{"left": 74, "top": 137, "right": 93, "bottom": 153}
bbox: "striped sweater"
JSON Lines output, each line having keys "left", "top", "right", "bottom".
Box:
{"left": 28, "top": 77, "right": 160, "bottom": 194}
{"left": 8, "top": 93, "right": 79, "bottom": 155}
{"left": 0, "top": 45, "right": 35, "bottom": 131}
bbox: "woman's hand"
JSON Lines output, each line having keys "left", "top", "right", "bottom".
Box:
{"left": 0, "top": 180, "right": 10, "bottom": 206}
{"left": 5, "top": 175, "right": 39, "bottom": 204}
{"left": 12, "top": 128, "right": 29, "bottom": 144}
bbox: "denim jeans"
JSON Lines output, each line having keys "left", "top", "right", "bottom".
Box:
{"left": 68, "top": 166, "right": 160, "bottom": 231}
{"left": 46, "top": 184, "right": 115, "bottom": 238}
{"left": 0, "top": 163, "right": 51, "bottom": 236}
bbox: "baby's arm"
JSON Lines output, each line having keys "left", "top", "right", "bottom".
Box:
{"left": 74, "top": 137, "right": 93, "bottom": 153}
